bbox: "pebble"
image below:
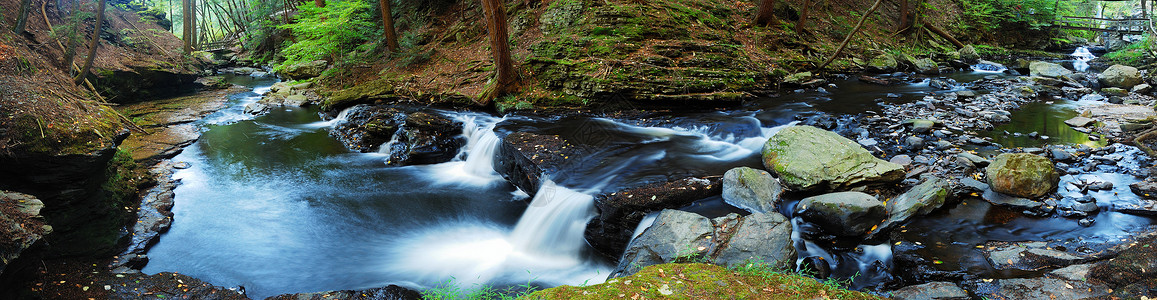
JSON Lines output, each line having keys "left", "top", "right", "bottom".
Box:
{"left": 1078, "top": 218, "right": 1096, "bottom": 227}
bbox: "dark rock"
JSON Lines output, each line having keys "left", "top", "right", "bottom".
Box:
{"left": 971, "top": 277, "right": 1110, "bottom": 300}
{"left": 981, "top": 188, "right": 1046, "bottom": 212}
{"left": 721, "top": 167, "right": 782, "bottom": 214}
{"left": 0, "top": 191, "right": 51, "bottom": 295}
{"left": 1117, "top": 199, "right": 1157, "bottom": 216}
{"left": 384, "top": 112, "right": 466, "bottom": 166}
{"left": 496, "top": 132, "right": 592, "bottom": 196}
{"left": 586, "top": 177, "right": 721, "bottom": 260}
{"left": 107, "top": 272, "right": 249, "bottom": 299}
{"left": 795, "top": 192, "right": 885, "bottom": 238}
{"left": 903, "top": 136, "right": 925, "bottom": 150}
{"left": 1050, "top": 149, "right": 1075, "bottom": 162}
{"left": 111, "top": 161, "right": 180, "bottom": 270}
{"left": 890, "top": 282, "right": 969, "bottom": 300}
{"left": 1131, "top": 180, "right": 1157, "bottom": 199}
{"left": 330, "top": 105, "right": 407, "bottom": 152}
{"left": 1089, "top": 235, "right": 1157, "bottom": 288}
{"left": 267, "top": 285, "right": 421, "bottom": 300}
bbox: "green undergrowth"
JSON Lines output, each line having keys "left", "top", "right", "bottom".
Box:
{"left": 1101, "top": 36, "right": 1156, "bottom": 66}
{"left": 7, "top": 101, "right": 125, "bottom": 155}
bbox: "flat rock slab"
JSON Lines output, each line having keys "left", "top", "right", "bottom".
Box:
{"left": 0, "top": 191, "right": 50, "bottom": 275}
{"left": 111, "top": 162, "right": 180, "bottom": 270}
{"left": 1064, "top": 116, "right": 1095, "bottom": 127}
{"left": 971, "top": 277, "right": 1110, "bottom": 300}
{"left": 981, "top": 188, "right": 1045, "bottom": 212}
{"left": 890, "top": 282, "right": 969, "bottom": 300}
{"left": 118, "top": 86, "right": 248, "bottom": 164}
{"left": 1116, "top": 199, "right": 1157, "bottom": 216}
{"left": 107, "top": 272, "right": 248, "bottom": 300}
{"left": 982, "top": 228, "right": 1157, "bottom": 272}
{"left": 1079, "top": 104, "right": 1156, "bottom": 122}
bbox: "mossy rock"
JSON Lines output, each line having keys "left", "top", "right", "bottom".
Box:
{"left": 761, "top": 126, "right": 904, "bottom": 191}
{"left": 986, "top": 153, "right": 1058, "bottom": 199}
{"left": 525, "top": 263, "right": 884, "bottom": 299}
{"left": 321, "top": 79, "right": 396, "bottom": 111}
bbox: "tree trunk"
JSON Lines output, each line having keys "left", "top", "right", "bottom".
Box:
{"left": 75, "top": 0, "right": 108, "bottom": 85}
{"left": 754, "top": 0, "right": 777, "bottom": 26}
{"left": 315, "top": 0, "right": 325, "bottom": 8}
{"left": 479, "top": 0, "right": 514, "bottom": 105}
{"left": 191, "top": 0, "right": 198, "bottom": 49}
{"left": 381, "top": 0, "right": 398, "bottom": 52}
{"left": 818, "top": 0, "right": 882, "bottom": 69}
{"left": 899, "top": 0, "right": 909, "bottom": 30}
{"left": 14, "top": 0, "right": 33, "bottom": 34}
{"left": 183, "top": 0, "right": 192, "bottom": 52}
{"left": 795, "top": 0, "right": 810, "bottom": 32}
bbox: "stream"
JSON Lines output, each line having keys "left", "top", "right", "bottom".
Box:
{"left": 141, "top": 48, "right": 1155, "bottom": 298}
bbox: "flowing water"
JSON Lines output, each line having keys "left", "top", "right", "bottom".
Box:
{"left": 144, "top": 66, "right": 1155, "bottom": 297}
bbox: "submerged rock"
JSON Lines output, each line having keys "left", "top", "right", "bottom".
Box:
{"left": 1098, "top": 64, "right": 1143, "bottom": 89}
{"left": 794, "top": 191, "right": 885, "bottom": 238}
{"left": 586, "top": 177, "right": 721, "bottom": 260}
{"left": 721, "top": 167, "right": 782, "bottom": 214}
{"left": 761, "top": 126, "right": 904, "bottom": 191}
{"left": 986, "top": 153, "right": 1058, "bottom": 199}
{"left": 1131, "top": 180, "right": 1157, "bottom": 199}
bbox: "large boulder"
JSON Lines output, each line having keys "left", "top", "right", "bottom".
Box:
{"left": 762, "top": 126, "right": 904, "bottom": 191}
{"left": 711, "top": 212, "right": 795, "bottom": 270}
{"left": 611, "top": 209, "right": 714, "bottom": 278}
{"left": 279, "top": 60, "right": 328, "bottom": 80}
{"left": 1098, "top": 64, "right": 1143, "bottom": 89}
{"left": 721, "top": 167, "right": 782, "bottom": 214}
{"left": 794, "top": 192, "right": 886, "bottom": 238}
{"left": 585, "top": 177, "right": 721, "bottom": 260}
{"left": 986, "top": 153, "right": 1059, "bottom": 199}
{"left": 1029, "top": 61, "right": 1073, "bottom": 79}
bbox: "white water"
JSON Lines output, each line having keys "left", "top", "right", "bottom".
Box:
{"left": 1072, "top": 47, "right": 1096, "bottom": 72}
{"left": 202, "top": 84, "right": 275, "bottom": 125}
{"left": 303, "top": 106, "right": 353, "bottom": 129}
{"left": 458, "top": 115, "right": 504, "bottom": 177}
{"left": 385, "top": 180, "right": 608, "bottom": 288}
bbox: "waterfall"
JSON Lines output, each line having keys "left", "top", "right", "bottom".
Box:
{"left": 1073, "top": 47, "right": 1096, "bottom": 72}
{"left": 508, "top": 180, "right": 596, "bottom": 261}
{"left": 458, "top": 115, "right": 503, "bottom": 177}
{"left": 303, "top": 107, "right": 354, "bottom": 129}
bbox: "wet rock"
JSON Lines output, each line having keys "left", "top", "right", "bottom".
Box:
{"left": 890, "top": 282, "right": 969, "bottom": 300}
{"left": 243, "top": 102, "right": 270, "bottom": 115}
{"left": 986, "top": 153, "right": 1059, "bottom": 199}
{"left": 1089, "top": 235, "right": 1157, "bottom": 288}
{"left": 496, "top": 132, "right": 590, "bottom": 196}
{"left": 957, "top": 90, "right": 977, "bottom": 97}
{"left": 761, "top": 126, "right": 904, "bottom": 191}
{"left": 981, "top": 188, "right": 1045, "bottom": 212}
{"left": 1029, "top": 61, "right": 1073, "bottom": 79}
{"left": 1098, "top": 64, "right": 1143, "bottom": 89}
{"left": 611, "top": 209, "right": 714, "bottom": 278}
{"left": 1134, "top": 83, "right": 1153, "bottom": 94}
{"left": 1050, "top": 148, "right": 1075, "bottom": 162}
{"left": 110, "top": 162, "right": 180, "bottom": 270}
{"left": 330, "top": 105, "right": 407, "bottom": 152}
{"left": 890, "top": 155, "right": 913, "bottom": 166}
{"left": 266, "top": 285, "right": 421, "bottom": 300}
{"left": 384, "top": 112, "right": 466, "bottom": 166}
{"left": 906, "top": 119, "right": 936, "bottom": 133}
{"left": 721, "top": 167, "right": 782, "bottom": 214}
{"left": 794, "top": 192, "right": 885, "bottom": 238}
{"left": 279, "top": 60, "right": 328, "bottom": 80}
{"left": 1063, "top": 116, "right": 1095, "bottom": 127}
{"left": 903, "top": 136, "right": 925, "bottom": 150}
{"left": 783, "top": 72, "right": 814, "bottom": 86}
{"left": 107, "top": 272, "right": 249, "bottom": 300}
{"left": 586, "top": 177, "right": 721, "bottom": 260}
{"left": 960, "top": 177, "right": 988, "bottom": 192}
{"left": 871, "top": 178, "right": 949, "bottom": 237}
{"left": 971, "top": 277, "right": 1110, "bottom": 300}
{"left": 984, "top": 241, "right": 1096, "bottom": 272}
{"left": 711, "top": 212, "right": 795, "bottom": 270}
{"left": 284, "top": 94, "right": 310, "bottom": 107}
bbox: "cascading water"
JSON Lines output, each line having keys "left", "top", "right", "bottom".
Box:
{"left": 1072, "top": 46, "right": 1096, "bottom": 72}
{"left": 458, "top": 115, "right": 504, "bottom": 177}
{"left": 508, "top": 180, "right": 597, "bottom": 260}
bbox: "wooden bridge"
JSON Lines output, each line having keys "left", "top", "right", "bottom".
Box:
{"left": 1053, "top": 0, "right": 1152, "bottom": 35}
{"left": 199, "top": 40, "right": 235, "bottom": 52}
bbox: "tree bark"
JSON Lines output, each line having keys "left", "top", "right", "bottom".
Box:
{"left": 14, "top": 0, "right": 33, "bottom": 34}
{"left": 191, "top": 0, "right": 198, "bottom": 49}
{"left": 479, "top": 0, "right": 514, "bottom": 105}
{"left": 924, "top": 21, "right": 964, "bottom": 48}
{"left": 899, "top": 0, "right": 909, "bottom": 30}
{"left": 381, "top": 0, "right": 398, "bottom": 52}
{"left": 795, "top": 0, "right": 810, "bottom": 32}
{"left": 818, "top": 0, "right": 882, "bottom": 69}
{"left": 315, "top": 0, "right": 325, "bottom": 8}
{"left": 75, "top": 0, "right": 108, "bottom": 85}
{"left": 754, "top": 0, "right": 777, "bottom": 26}
{"left": 183, "top": 0, "right": 192, "bottom": 52}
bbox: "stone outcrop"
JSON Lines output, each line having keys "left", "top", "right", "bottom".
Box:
{"left": 721, "top": 167, "right": 782, "bottom": 214}
{"left": 761, "top": 126, "right": 904, "bottom": 191}
{"left": 585, "top": 177, "right": 721, "bottom": 260}
{"left": 278, "top": 60, "right": 329, "bottom": 80}
{"left": 0, "top": 191, "right": 51, "bottom": 296}
{"left": 1098, "top": 64, "right": 1143, "bottom": 89}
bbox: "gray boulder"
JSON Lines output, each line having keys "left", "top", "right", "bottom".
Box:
{"left": 1029, "top": 61, "right": 1073, "bottom": 78}
{"left": 611, "top": 209, "right": 714, "bottom": 278}
{"left": 794, "top": 192, "right": 886, "bottom": 238}
{"left": 868, "top": 53, "right": 898, "bottom": 72}
{"left": 959, "top": 45, "right": 981, "bottom": 63}
{"left": 874, "top": 177, "right": 949, "bottom": 235}
{"left": 1098, "top": 64, "right": 1143, "bottom": 89}
{"left": 986, "top": 153, "right": 1059, "bottom": 199}
{"left": 712, "top": 212, "right": 795, "bottom": 270}
{"left": 722, "top": 167, "right": 783, "bottom": 214}
{"left": 762, "top": 126, "right": 904, "bottom": 191}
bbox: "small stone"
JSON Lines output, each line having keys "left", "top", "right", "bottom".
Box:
{"left": 890, "top": 155, "right": 914, "bottom": 166}
{"left": 1072, "top": 201, "right": 1100, "bottom": 213}
{"left": 1078, "top": 218, "right": 1095, "bottom": 226}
